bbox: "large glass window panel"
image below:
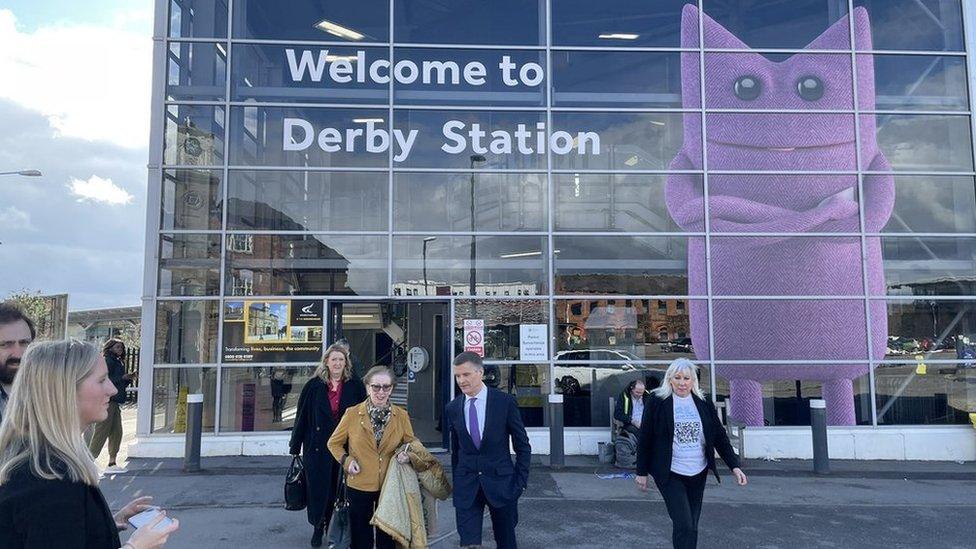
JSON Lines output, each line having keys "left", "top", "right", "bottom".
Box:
{"left": 882, "top": 237, "right": 976, "bottom": 296}
{"left": 555, "top": 174, "right": 700, "bottom": 233}
{"left": 551, "top": 112, "right": 691, "bottom": 171}
{"left": 554, "top": 363, "right": 668, "bottom": 428}
{"left": 392, "top": 109, "right": 548, "bottom": 170}
{"left": 706, "top": 174, "right": 861, "bottom": 234}
{"left": 393, "top": 48, "right": 545, "bottom": 107}
{"left": 233, "top": 0, "right": 389, "bottom": 41}
{"left": 701, "top": 0, "right": 850, "bottom": 50}
{"left": 869, "top": 114, "right": 974, "bottom": 172}
{"left": 552, "top": 0, "right": 696, "bottom": 48}
{"left": 475, "top": 364, "right": 549, "bottom": 427}
{"left": 552, "top": 51, "right": 690, "bottom": 108}
{"left": 703, "top": 53, "right": 853, "bottom": 110}
{"left": 154, "top": 300, "right": 219, "bottom": 364}
{"left": 393, "top": 236, "right": 547, "bottom": 297}
{"left": 169, "top": 0, "right": 228, "bottom": 39}
{"left": 394, "top": 172, "right": 546, "bottom": 232}
{"left": 164, "top": 105, "right": 225, "bottom": 167}
{"left": 219, "top": 366, "right": 315, "bottom": 432}
{"left": 161, "top": 169, "right": 223, "bottom": 231}
{"left": 883, "top": 176, "right": 976, "bottom": 234}
{"left": 884, "top": 299, "right": 976, "bottom": 359}
{"left": 866, "top": 55, "right": 969, "bottom": 111}
{"left": 229, "top": 106, "right": 389, "bottom": 168}
{"left": 393, "top": 0, "right": 543, "bottom": 46}
{"left": 714, "top": 369, "right": 872, "bottom": 426}
{"left": 555, "top": 299, "right": 701, "bottom": 360}
{"left": 554, "top": 236, "right": 689, "bottom": 296}
{"left": 710, "top": 236, "right": 865, "bottom": 297}
{"left": 227, "top": 170, "right": 388, "bottom": 232}
{"left": 453, "top": 300, "right": 548, "bottom": 361}
{"left": 231, "top": 45, "right": 389, "bottom": 104}
{"left": 705, "top": 113, "right": 856, "bottom": 171}
{"left": 875, "top": 363, "right": 974, "bottom": 425}
{"left": 150, "top": 368, "right": 216, "bottom": 433}
{"left": 710, "top": 299, "right": 869, "bottom": 361}
{"left": 854, "top": 0, "right": 964, "bottom": 52}
{"left": 166, "top": 42, "right": 226, "bottom": 101}
{"left": 158, "top": 234, "right": 222, "bottom": 297}
{"left": 225, "top": 234, "right": 388, "bottom": 296}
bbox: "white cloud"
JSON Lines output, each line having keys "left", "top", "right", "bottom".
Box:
{"left": 0, "top": 8, "right": 152, "bottom": 148}
{"left": 68, "top": 175, "right": 134, "bottom": 205}
{"left": 0, "top": 206, "right": 36, "bottom": 231}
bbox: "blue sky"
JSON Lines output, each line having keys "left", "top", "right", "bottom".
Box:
{"left": 0, "top": 1, "right": 154, "bottom": 309}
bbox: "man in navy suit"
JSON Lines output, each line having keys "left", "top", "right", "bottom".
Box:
{"left": 445, "top": 351, "right": 531, "bottom": 548}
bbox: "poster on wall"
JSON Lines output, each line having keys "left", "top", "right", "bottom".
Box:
{"left": 222, "top": 300, "right": 324, "bottom": 363}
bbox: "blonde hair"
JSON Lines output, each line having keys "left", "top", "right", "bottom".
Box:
{"left": 653, "top": 358, "right": 705, "bottom": 400}
{"left": 0, "top": 339, "right": 102, "bottom": 486}
{"left": 314, "top": 343, "right": 354, "bottom": 383}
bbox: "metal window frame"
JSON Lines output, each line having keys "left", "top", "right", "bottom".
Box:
{"left": 141, "top": 0, "right": 976, "bottom": 438}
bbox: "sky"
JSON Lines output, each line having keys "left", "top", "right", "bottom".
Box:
{"left": 0, "top": 1, "right": 153, "bottom": 309}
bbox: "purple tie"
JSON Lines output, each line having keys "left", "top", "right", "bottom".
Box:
{"left": 468, "top": 398, "right": 481, "bottom": 449}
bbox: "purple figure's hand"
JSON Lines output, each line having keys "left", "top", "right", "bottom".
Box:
{"left": 817, "top": 187, "right": 859, "bottom": 220}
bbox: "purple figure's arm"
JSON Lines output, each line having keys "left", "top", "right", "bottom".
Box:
{"left": 862, "top": 153, "right": 896, "bottom": 232}
{"left": 666, "top": 153, "right": 859, "bottom": 235}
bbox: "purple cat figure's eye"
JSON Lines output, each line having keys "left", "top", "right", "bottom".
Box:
{"left": 666, "top": 5, "right": 895, "bottom": 426}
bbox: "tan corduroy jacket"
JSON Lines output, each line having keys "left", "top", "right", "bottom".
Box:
{"left": 327, "top": 401, "right": 417, "bottom": 492}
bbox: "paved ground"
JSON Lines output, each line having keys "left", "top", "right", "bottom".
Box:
{"left": 97, "top": 406, "right": 976, "bottom": 548}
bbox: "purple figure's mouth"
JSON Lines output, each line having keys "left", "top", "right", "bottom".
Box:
{"left": 707, "top": 139, "right": 855, "bottom": 152}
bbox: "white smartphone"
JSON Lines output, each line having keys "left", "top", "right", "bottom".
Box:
{"left": 127, "top": 507, "right": 175, "bottom": 531}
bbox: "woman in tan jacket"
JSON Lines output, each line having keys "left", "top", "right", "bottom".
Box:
{"left": 328, "top": 366, "right": 417, "bottom": 549}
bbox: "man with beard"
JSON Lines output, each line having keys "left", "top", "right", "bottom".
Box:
{"left": 0, "top": 303, "right": 36, "bottom": 421}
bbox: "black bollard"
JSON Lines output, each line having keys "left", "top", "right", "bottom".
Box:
{"left": 549, "top": 393, "right": 565, "bottom": 469}
{"left": 183, "top": 393, "right": 203, "bottom": 473}
{"left": 810, "top": 399, "right": 829, "bottom": 475}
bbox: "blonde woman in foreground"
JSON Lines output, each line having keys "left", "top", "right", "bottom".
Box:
{"left": 0, "top": 339, "right": 179, "bottom": 548}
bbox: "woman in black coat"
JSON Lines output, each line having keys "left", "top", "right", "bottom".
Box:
{"left": 0, "top": 339, "right": 178, "bottom": 548}
{"left": 635, "top": 359, "right": 748, "bottom": 549}
{"left": 290, "top": 343, "right": 367, "bottom": 547}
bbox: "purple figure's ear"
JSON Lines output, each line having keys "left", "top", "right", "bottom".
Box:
{"left": 684, "top": 4, "right": 749, "bottom": 49}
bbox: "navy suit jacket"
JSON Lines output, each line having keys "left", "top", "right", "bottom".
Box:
{"left": 445, "top": 387, "right": 531, "bottom": 509}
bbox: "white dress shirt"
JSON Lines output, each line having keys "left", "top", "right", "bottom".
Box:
{"left": 464, "top": 383, "right": 488, "bottom": 439}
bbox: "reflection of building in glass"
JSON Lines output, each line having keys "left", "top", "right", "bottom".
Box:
{"left": 393, "top": 280, "right": 538, "bottom": 297}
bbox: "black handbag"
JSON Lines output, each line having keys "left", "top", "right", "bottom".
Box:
{"left": 284, "top": 455, "right": 307, "bottom": 511}
{"left": 326, "top": 464, "right": 352, "bottom": 549}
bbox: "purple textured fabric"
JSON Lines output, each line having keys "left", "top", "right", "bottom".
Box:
{"left": 666, "top": 6, "right": 895, "bottom": 426}
{"left": 468, "top": 397, "right": 481, "bottom": 449}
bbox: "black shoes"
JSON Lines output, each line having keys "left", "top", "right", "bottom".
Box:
{"left": 310, "top": 525, "right": 324, "bottom": 547}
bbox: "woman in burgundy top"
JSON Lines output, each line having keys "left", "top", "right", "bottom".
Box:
{"left": 290, "top": 343, "right": 366, "bottom": 547}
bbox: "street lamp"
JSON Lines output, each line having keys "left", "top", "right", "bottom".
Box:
{"left": 422, "top": 236, "right": 437, "bottom": 296}
{"left": 469, "top": 154, "right": 486, "bottom": 297}
{"left": 0, "top": 170, "right": 42, "bottom": 177}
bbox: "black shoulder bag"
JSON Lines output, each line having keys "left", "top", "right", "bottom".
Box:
{"left": 284, "top": 455, "right": 307, "bottom": 511}
{"left": 326, "top": 459, "right": 352, "bottom": 549}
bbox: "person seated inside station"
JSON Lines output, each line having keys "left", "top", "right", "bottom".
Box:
{"left": 614, "top": 379, "right": 650, "bottom": 437}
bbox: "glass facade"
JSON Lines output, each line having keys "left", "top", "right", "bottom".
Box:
{"left": 147, "top": 0, "right": 976, "bottom": 437}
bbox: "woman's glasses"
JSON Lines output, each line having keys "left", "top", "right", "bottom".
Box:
{"left": 369, "top": 384, "right": 393, "bottom": 392}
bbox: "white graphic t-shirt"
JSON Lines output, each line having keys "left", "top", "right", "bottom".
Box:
{"left": 670, "top": 394, "right": 707, "bottom": 476}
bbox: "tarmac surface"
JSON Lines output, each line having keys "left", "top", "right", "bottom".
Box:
{"left": 97, "top": 453, "right": 976, "bottom": 549}
{"left": 97, "top": 405, "right": 976, "bottom": 548}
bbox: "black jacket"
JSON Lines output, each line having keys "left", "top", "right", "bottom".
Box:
{"left": 0, "top": 462, "right": 121, "bottom": 548}
{"left": 613, "top": 391, "right": 650, "bottom": 427}
{"left": 635, "top": 394, "right": 740, "bottom": 488}
{"left": 105, "top": 354, "right": 131, "bottom": 405}
{"left": 289, "top": 376, "right": 366, "bottom": 525}
{"left": 445, "top": 388, "right": 531, "bottom": 509}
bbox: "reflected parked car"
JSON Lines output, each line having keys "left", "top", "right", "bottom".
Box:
{"left": 662, "top": 337, "right": 694, "bottom": 354}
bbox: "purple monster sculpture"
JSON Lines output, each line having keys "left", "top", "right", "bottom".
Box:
{"left": 665, "top": 5, "right": 895, "bottom": 426}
